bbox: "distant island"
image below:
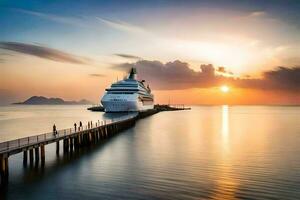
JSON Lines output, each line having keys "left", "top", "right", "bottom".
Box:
{"left": 13, "top": 96, "right": 94, "bottom": 105}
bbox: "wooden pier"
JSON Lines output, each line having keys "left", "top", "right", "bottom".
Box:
{"left": 0, "top": 114, "right": 138, "bottom": 187}
{"left": 0, "top": 106, "right": 190, "bottom": 187}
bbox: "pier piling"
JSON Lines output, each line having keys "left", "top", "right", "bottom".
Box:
{"left": 40, "top": 145, "right": 45, "bottom": 167}
{"left": 0, "top": 155, "right": 9, "bottom": 186}
{"left": 35, "top": 147, "right": 39, "bottom": 164}
{"left": 29, "top": 149, "right": 34, "bottom": 166}
{"left": 23, "top": 151, "right": 28, "bottom": 166}
{"left": 63, "top": 139, "right": 69, "bottom": 153}
{"left": 56, "top": 141, "right": 60, "bottom": 155}
{"left": 70, "top": 138, "right": 74, "bottom": 152}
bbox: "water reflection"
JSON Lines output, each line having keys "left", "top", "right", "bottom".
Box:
{"left": 222, "top": 106, "right": 229, "bottom": 137}
{"left": 211, "top": 105, "right": 239, "bottom": 200}
{"left": 1, "top": 106, "right": 300, "bottom": 199}
{"left": 221, "top": 105, "right": 229, "bottom": 151}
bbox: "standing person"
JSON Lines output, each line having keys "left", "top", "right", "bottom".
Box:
{"left": 74, "top": 123, "right": 77, "bottom": 132}
{"left": 91, "top": 121, "right": 93, "bottom": 128}
{"left": 88, "top": 122, "right": 90, "bottom": 129}
{"left": 79, "top": 121, "right": 82, "bottom": 130}
{"left": 53, "top": 124, "right": 57, "bottom": 136}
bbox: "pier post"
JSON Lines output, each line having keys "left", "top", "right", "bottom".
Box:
{"left": 0, "top": 156, "right": 3, "bottom": 185}
{"left": 35, "top": 147, "right": 39, "bottom": 165}
{"left": 109, "top": 125, "right": 112, "bottom": 136}
{"left": 78, "top": 134, "right": 81, "bottom": 147}
{"left": 87, "top": 133, "right": 90, "bottom": 145}
{"left": 63, "top": 139, "right": 69, "bottom": 153}
{"left": 105, "top": 126, "right": 108, "bottom": 138}
{"left": 92, "top": 132, "right": 95, "bottom": 144}
{"left": 70, "top": 138, "right": 74, "bottom": 152}
{"left": 73, "top": 136, "right": 77, "bottom": 150}
{"left": 112, "top": 125, "right": 115, "bottom": 134}
{"left": 40, "top": 145, "right": 45, "bottom": 167}
{"left": 95, "top": 131, "right": 98, "bottom": 143}
{"left": 88, "top": 132, "right": 92, "bottom": 145}
{"left": 74, "top": 136, "right": 79, "bottom": 151}
{"left": 63, "top": 139, "right": 66, "bottom": 152}
{"left": 85, "top": 133, "right": 89, "bottom": 146}
{"left": 56, "top": 141, "right": 59, "bottom": 155}
{"left": 0, "top": 155, "right": 9, "bottom": 186}
{"left": 91, "top": 132, "right": 94, "bottom": 144}
{"left": 99, "top": 128, "right": 102, "bottom": 139}
{"left": 83, "top": 133, "right": 86, "bottom": 145}
{"left": 23, "top": 150, "right": 28, "bottom": 166}
{"left": 101, "top": 127, "right": 105, "bottom": 139}
{"left": 107, "top": 126, "right": 110, "bottom": 137}
{"left": 81, "top": 134, "right": 85, "bottom": 146}
{"left": 78, "top": 135, "right": 80, "bottom": 147}
{"left": 115, "top": 124, "right": 118, "bottom": 133}
{"left": 102, "top": 127, "right": 106, "bottom": 139}
{"left": 29, "top": 149, "right": 34, "bottom": 166}
{"left": 96, "top": 130, "right": 99, "bottom": 142}
{"left": 66, "top": 138, "right": 70, "bottom": 152}
{"left": 85, "top": 133, "right": 88, "bottom": 146}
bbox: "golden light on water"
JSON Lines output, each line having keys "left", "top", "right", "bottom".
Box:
{"left": 220, "top": 85, "right": 230, "bottom": 93}
{"left": 222, "top": 105, "right": 229, "bottom": 140}
{"left": 221, "top": 105, "right": 230, "bottom": 153}
{"left": 212, "top": 105, "right": 239, "bottom": 200}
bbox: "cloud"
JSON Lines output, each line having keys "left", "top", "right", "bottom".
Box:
{"left": 114, "top": 54, "right": 141, "bottom": 59}
{"left": 216, "top": 66, "right": 234, "bottom": 75}
{"left": 89, "top": 73, "right": 105, "bottom": 77}
{"left": 249, "top": 11, "right": 266, "bottom": 17}
{"left": 263, "top": 67, "right": 300, "bottom": 90}
{"left": 16, "top": 8, "right": 149, "bottom": 36}
{"left": 0, "top": 52, "right": 14, "bottom": 63}
{"left": 16, "top": 8, "right": 87, "bottom": 28}
{"left": 0, "top": 42, "right": 91, "bottom": 64}
{"left": 114, "top": 60, "right": 222, "bottom": 89}
{"left": 114, "top": 59, "right": 300, "bottom": 92}
{"left": 96, "top": 17, "right": 146, "bottom": 34}
{"left": 216, "top": 67, "right": 226, "bottom": 73}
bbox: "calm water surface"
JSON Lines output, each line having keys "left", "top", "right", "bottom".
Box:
{"left": 0, "top": 105, "right": 300, "bottom": 200}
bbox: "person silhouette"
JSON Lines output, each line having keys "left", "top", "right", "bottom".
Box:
{"left": 79, "top": 121, "right": 82, "bottom": 130}
{"left": 53, "top": 124, "right": 57, "bottom": 136}
{"left": 74, "top": 123, "right": 77, "bottom": 132}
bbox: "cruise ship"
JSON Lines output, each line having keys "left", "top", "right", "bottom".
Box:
{"left": 101, "top": 68, "right": 154, "bottom": 112}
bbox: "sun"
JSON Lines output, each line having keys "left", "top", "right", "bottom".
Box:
{"left": 220, "top": 85, "right": 230, "bottom": 93}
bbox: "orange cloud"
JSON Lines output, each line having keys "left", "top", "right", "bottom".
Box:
{"left": 114, "top": 60, "right": 300, "bottom": 92}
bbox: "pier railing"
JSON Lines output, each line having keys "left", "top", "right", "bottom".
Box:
{"left": 0, "top": 114, "right": 137, "bottom": 153}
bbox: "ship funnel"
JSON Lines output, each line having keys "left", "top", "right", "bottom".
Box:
{"left": 128, "top": 68, "right": 137, "bottom": 80}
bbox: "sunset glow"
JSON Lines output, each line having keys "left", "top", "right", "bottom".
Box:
{"left": 0, "top": 1, "right": 299, "bottom": 105}
{"left": 220, "top": 85, "right": 230, "bottom": 93}
{"left": 0, "top": 1, "right": 300, "bottom": 199}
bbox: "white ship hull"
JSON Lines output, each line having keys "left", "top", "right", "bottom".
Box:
{"left": 101, "top": 93, "right": 153, "bottom": 112}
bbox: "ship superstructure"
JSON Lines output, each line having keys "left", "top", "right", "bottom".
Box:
{"left": 101, "top": 68, "right": 154, "bottom": 112}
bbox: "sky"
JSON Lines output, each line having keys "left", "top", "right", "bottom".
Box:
{"left": 0, "top": 0, "right": 299, "bottom": 105}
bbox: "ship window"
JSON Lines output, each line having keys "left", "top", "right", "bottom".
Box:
{"left": 108, "top": 92, "right": 135, "bottom": 94}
